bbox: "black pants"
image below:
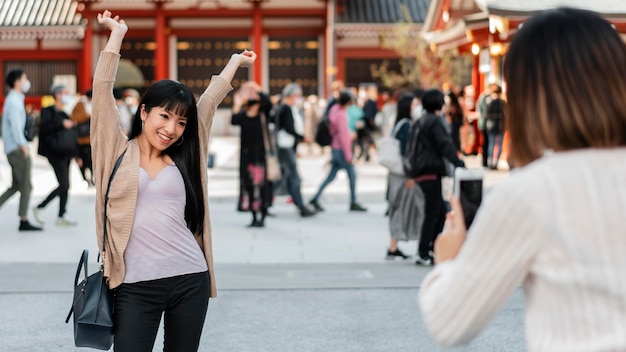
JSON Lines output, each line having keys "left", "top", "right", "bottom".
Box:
{"left": 356, "top": 128, "right": 374, "bottom": 161}
{"left": 480, "top": 129, "right": 489, "bottom": 167}
{"left": 114, "top": 271, "right": 210, "bottom": 352}
{"left": 417, "top": 178, "right": 447, "bottom": 258}
{"left": 77, "top": 144, "right": 93, "bottom": 185}
{"left": 38, "top": 154, "right": 72, "bottom": 217}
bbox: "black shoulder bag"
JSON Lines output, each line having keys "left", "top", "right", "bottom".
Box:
{"left": 65, "top": 151, "right": 126, "bottom": 350}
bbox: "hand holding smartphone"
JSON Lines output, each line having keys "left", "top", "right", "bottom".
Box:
{"left": 453, "top": 168, "right": 483, "bottom": 229}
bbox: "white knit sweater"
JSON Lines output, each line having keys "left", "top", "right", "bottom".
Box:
{"left": 419, "top": 148, "right": 626, "bottom": 351}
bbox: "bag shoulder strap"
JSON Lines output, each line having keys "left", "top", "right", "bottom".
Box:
{"left": 391, "top": 118, "right": 410, "bottom": 138}
{"left": 259, "top": 113, "right": 273, "bottom": 155}
{"left": 102, "top": 151, "right": 127, "bottom": 256}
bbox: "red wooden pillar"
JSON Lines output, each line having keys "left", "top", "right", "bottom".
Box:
{"left": 81, "top": 15, "right": 93, "bottom": 92}
{"left": 155, "top": 5, "right": 168, "bottom": 80}
{"left": 252, "top": 2, "right": 262, "bottom": 84}
{"left": 471, "top": 53, "right": 480, "bottom": 100}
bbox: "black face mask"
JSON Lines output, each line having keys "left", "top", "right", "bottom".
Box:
{"left": 246, "top": 99, "right": 260, "bottom": 107}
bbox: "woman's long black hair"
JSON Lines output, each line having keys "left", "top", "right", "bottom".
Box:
{"left": 128, "top": 80, "right": 205, "bottom": 235}
{"left": 395, "top": 92, "right": 415, "bottom": 125}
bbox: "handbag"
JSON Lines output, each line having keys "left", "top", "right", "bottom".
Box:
{"left": 378, "top": 118, "right": 410, "bottom": 175}
{"left": 24, "top": 114, "right": 37, "bottom": 141}
{"left": 49, "top": 125, "right": 79, "bottom": 156}
{"left": 260, "top": 112, "right": 282, "bottom": 182}
{"left": 65, "top": 151, "right": 125, "bottom": 350}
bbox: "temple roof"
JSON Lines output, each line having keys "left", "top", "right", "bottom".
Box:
{"left": 336, "top": 0, "right": 431, "bottom": 24}
{"left": 0, "top": 0, "right": 85, "bottom": 39}
{"left": 477, "top": 0, "right": 626, "bottom": 18}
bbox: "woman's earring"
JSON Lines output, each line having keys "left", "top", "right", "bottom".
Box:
{"left": 141, "top": 120, "right": 144, "bottom": 129}
{"left": 175, "top": 136, "right": 184, "bottom": 146}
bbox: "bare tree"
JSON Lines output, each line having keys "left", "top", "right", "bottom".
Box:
{"left": 371, "top": 5, "right": 470, "bottom": 90}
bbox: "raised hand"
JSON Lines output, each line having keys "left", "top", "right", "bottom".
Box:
{"left": 97, "top": 10, "right": 128, "bottom": 34}
{"left": 231, "top": 50, "right": 257, "bottom": 68}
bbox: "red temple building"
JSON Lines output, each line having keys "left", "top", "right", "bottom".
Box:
{"left": 0, "top": 0, "right": 430, "bottom": 113}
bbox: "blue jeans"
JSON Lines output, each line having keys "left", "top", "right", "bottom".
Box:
{"left": 487, "top": 132, "right": 504, "bottom": 167}
{"left": 312, "top": 149, "right": 357, "bottom": 204}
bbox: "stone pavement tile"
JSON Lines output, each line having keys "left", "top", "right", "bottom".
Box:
{"left": 0, "top": 137, "right": 508, "bottom": 266}
{"left": 0, "top": 262, "right": 430, "bottom": 294}
{"left": 0, "top": 289, "right": 525, "bottom": 352}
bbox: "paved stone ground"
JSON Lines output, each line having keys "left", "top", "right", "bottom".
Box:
{"left": 0, "top": 137, "right": 523, "bottom": 351}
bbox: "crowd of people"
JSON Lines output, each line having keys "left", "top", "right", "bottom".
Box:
{"left": 228, "top": 76, "right": 483, "bottom": 267}
{"left": 1, "top": 7, "right": 625, "bottom": 351}
{"left": 0, "top": 71, "right": 142, "bottom": 231}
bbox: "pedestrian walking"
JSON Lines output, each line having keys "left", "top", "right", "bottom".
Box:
{"left": 0, "top": 69, "right": 41, "bottom": 231}
{"left": 33, "top": 84, "right": 79, "bottom": 226}
{"left": 309, "top": 91, "right": 367, "bottom": 212}
{"left": 419, "top": 8, "right": 626, "bottom": 350}
{"left": 231, "top": 83, "right": 273, "bottom": 227}
{"left": 275, "top": 83, "right": 316, "bottom": 217}
{"left": 445, "top": 91, "right": 463, "bottom": 155}
{"left": 476, "top": 84, "right": 497, "bottom": 168}
{"left": 92, "top": 11, "right": 255, "bottom": 351}
{"left": 356, "top": 85, "right": 378, "bottom": 162}
{"left": 404, "top": 89, "right": 465, "bottom": 266}
{"left": 386, "top": 92, "right": 424, "bottom": 260}
{"left": 71, "top": 89, "right": 94, "bottom": 187}
{"left": 484, "top": 86, "right": 506, "bottom": 169}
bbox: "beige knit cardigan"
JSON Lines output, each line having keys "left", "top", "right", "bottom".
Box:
{"left": 91, "top": 51, "right": 232, "bottom": 297}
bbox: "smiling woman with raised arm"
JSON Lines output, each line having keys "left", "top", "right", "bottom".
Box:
{"left": 90, "top": 11, "right": 255, "bottom": 351}
{"left": 418, "top": 7, "right": 626, "bottom": 351}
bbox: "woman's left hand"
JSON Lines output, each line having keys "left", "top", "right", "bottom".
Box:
{"left": 232, "top": 50, "right": 257, "bottom": 68}
{"left": 434, "top": 196, "right": 467, "bottom": 264}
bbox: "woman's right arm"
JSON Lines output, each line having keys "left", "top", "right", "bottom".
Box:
{"left": 91, "top": 11, "right": 130, "bottom": 255}
{"left": 91, "top": 11, "right": 128, "bottom": 163}
{"left": 419, "top": 180, "right": 540, "bottom": 346}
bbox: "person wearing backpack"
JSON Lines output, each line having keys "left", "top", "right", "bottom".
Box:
{"left": 404, "top": 89, "right": 465, "bottom": 265}
{"left": 485, "top": 86, "right": 506, "bottom": 169}
{"left": 34, "top": 84, "right": 80, "bottom": 226}
{"left": 309, "top": 91, "right": 367, "bottom": 212}
{"left": 0, "top": 68, "right": 42, "bottom": 231}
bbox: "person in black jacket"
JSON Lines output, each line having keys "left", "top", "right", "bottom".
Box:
{"left": 231, "top": 83, "right": 273, "bottom": 227}
{"left": 275, "top": 83, "right": 316, "bottom": 217}
{"left": 34, "top": 84, "right": 79, "bottom": 226}
{"left": 407, "top": 89, "right": 465, "bottom": 265}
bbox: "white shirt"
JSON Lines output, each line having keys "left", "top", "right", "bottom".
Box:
{"left": 277, "top": 106, "right": 304, "bottom": 149}
{"left": 419, "top": 148, "right": 626, "bottom": 351}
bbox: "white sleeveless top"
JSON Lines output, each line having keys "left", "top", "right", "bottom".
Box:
{"left": 123, "top": 164, "right": 207, "bottom": 283}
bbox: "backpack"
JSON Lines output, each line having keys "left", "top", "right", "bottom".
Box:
{"left": 24, "top": 114, "right": 37, "bottom": 141}
{"left": 402, "top": 116, "right": 434, "bottom": 178}
{"left": 314, "top": 112, "right": 332, "bottom": 147}
{"left": 485, "top": 98, "right": 505, "bottom": 133}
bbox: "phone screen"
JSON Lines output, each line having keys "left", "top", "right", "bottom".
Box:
{"left": 459, "top": 179, "right": 482, "bottom": 228}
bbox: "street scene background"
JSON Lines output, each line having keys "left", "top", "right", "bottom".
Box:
{"left": 0, "top": 137, "right": 523, "bottom": 351}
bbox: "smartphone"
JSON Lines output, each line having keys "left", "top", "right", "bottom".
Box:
{"left": 453, "top": 168, "right": 483, "bottom": 229}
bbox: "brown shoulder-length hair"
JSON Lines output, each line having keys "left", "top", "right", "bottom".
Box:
{"left": 504, "top": 7, "right": 626, "bottom": 167}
